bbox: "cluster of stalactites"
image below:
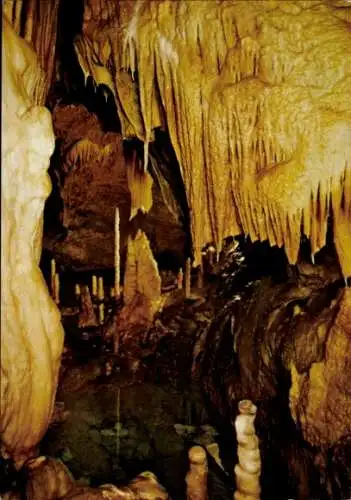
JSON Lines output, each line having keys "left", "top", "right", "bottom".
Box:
{"left": 3, "top": 0, "right": 60, "bottom": 100}
{"left": 75, "top": 0, "right": 351, "bottom": 278}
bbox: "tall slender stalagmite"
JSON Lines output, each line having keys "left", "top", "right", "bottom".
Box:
{"left": 115, "top": 207, "right": 121, "bottom": 298}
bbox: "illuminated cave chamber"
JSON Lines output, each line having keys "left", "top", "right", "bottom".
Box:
{"left": 1, "top": 1, "right": 351, "bottom": 499}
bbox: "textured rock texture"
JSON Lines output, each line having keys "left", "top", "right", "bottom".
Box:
{"left": 1, "top": 17, "right": 64, "bottom": 466}
{"left": 289, "top": 288, "right": 351, "bottom": 447}
{"left": 112, "top": 229, "right": 163, "bottom": 350}
{"left": 75, "top": 0, "right": 351, "bottom": 276}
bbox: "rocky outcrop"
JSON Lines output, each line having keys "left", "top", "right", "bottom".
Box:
{"left": 1, "top": 17, "right": 64, "bottom": 467}
{"left": 5, "top": 456, "right": 168, "bottom": 499}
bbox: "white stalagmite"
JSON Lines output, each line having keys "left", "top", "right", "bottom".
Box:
{"left": 234, "top": 400, "right": 261, "bottom": 500}
{"left": 1, "top": 16, "right": 64, "bottom": 467}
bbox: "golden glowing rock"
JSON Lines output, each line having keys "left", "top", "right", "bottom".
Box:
{"left": 1, "top": 17, "right": 64, "bottom": 467}
{"left": 124, "top": 229, "right": 161, "bottom": 310}
{"left": 4, "top": 0, "right": 60, "bottom": 97}
{"left": 75, "top": 0, "right": 351, "bottom": 276}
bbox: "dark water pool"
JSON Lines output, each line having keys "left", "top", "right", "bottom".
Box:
{"left": 41, "top": 376, "right": 234, "bottom": 499}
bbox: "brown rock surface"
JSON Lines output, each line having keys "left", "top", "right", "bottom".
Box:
{"left": 199, "top": 247, "right": 350, "bottom": 498}
{"left": 44, "top": 104, "right": 186, "bottom": 269}
{"left": 289, "top": 288, "right": 351, "bottom": 447}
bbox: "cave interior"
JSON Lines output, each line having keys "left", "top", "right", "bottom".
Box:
{"left": 1, "top": 1, "right": 351, "bottom": 499}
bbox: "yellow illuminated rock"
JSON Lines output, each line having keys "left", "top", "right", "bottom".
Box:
{"left": 1, "top": 17, "right": 64, "bottom": 467}
{"left": 75, "top": 0, "right": 351, "bottom": 276}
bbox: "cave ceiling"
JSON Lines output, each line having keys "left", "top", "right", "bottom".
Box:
{"left": 3, "top": 0, "right": 351, "bottom": 279}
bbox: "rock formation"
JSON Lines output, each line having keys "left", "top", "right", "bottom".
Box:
{"left": 44, "top": 103, "right": 186, "bottom": 269}
{"left": 1, "top": 17, "right": 64, "bottom": 466}
{"left": 74, "top": 0, "right": 351, "bottom": 277}
{"left": 234, "top": 400, "right": 261, "bottom": 500}
{"left": 199, "top": 249, "right": 350, "bottom": 498}
{"left": 289, "top": 288, "right": 351, "bottom": 447}
{"left": 112, "top": 229, "right": 163, "bottom": 351}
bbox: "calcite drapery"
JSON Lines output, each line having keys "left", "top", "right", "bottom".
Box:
{"left": 75, "top": 0, "right": 351, "bottom": 277}
{"left": 3, "top": 0, "right": 60, "bottom": 97}
{"left": 1, "top": 17, "right": 64, "bottom": 466}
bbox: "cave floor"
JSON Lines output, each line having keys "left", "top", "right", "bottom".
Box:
{"left": 41, "top": 287, "right": 234, "bottom": 499}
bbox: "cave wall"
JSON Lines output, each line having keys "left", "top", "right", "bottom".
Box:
{"left": 1, "top": 17, "right": 64, "bottom": 467}
{"left": 199, "top": 255, "right": 351, "bottom": 498}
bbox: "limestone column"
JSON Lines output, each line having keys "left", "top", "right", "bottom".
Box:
{"left": 1, "top": 17, "right": 64, "bottom": 467}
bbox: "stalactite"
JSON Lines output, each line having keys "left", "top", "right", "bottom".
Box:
{"left": 4, "top": 0, "right": 60, "bottom": 97}
{"left": 127, "top": 152, "right": 154, "bottom": 219}
{"left": 75, "top": 0, "right": 351, "bottom": 275}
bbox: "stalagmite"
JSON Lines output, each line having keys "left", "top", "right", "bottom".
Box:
{"left": 98, "top": 303, "right": 105, "bottom": 325}
{"left": 97, "top": 276, "right": 104, "bottom": 301}
{"left": 50, "top": 259, "right": 56, "bottom": 296}
{"left": 78, "top": 286, "right": 98, "bottom": 328}
{"left": 177, "top": 268, "right": 184, "bottom": 290}
{"left": 92, "top": 274, "right": 97, "bottom": 297}
{"left": 186, "top": 446, "right": 208, "bottom": 500}
{"left": 1, "top": 17, "right": 64, "bottom": 467}
{"left": 234, "top": 400, "right": 261, "bottom": 500}
{"left": 54, "top": 273, "right": 60, "bottom": 305}
{"left": 123, "top": 229, "right": 161, "bottom": 308}
{"left": 185, "top": 258, "right": 191, "bottom": 298}
{"left": 114, "top": 207, "right": 120, "bottom": 298}
{"left": 113, "top": 229, "right": 162, "bottom": 352}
